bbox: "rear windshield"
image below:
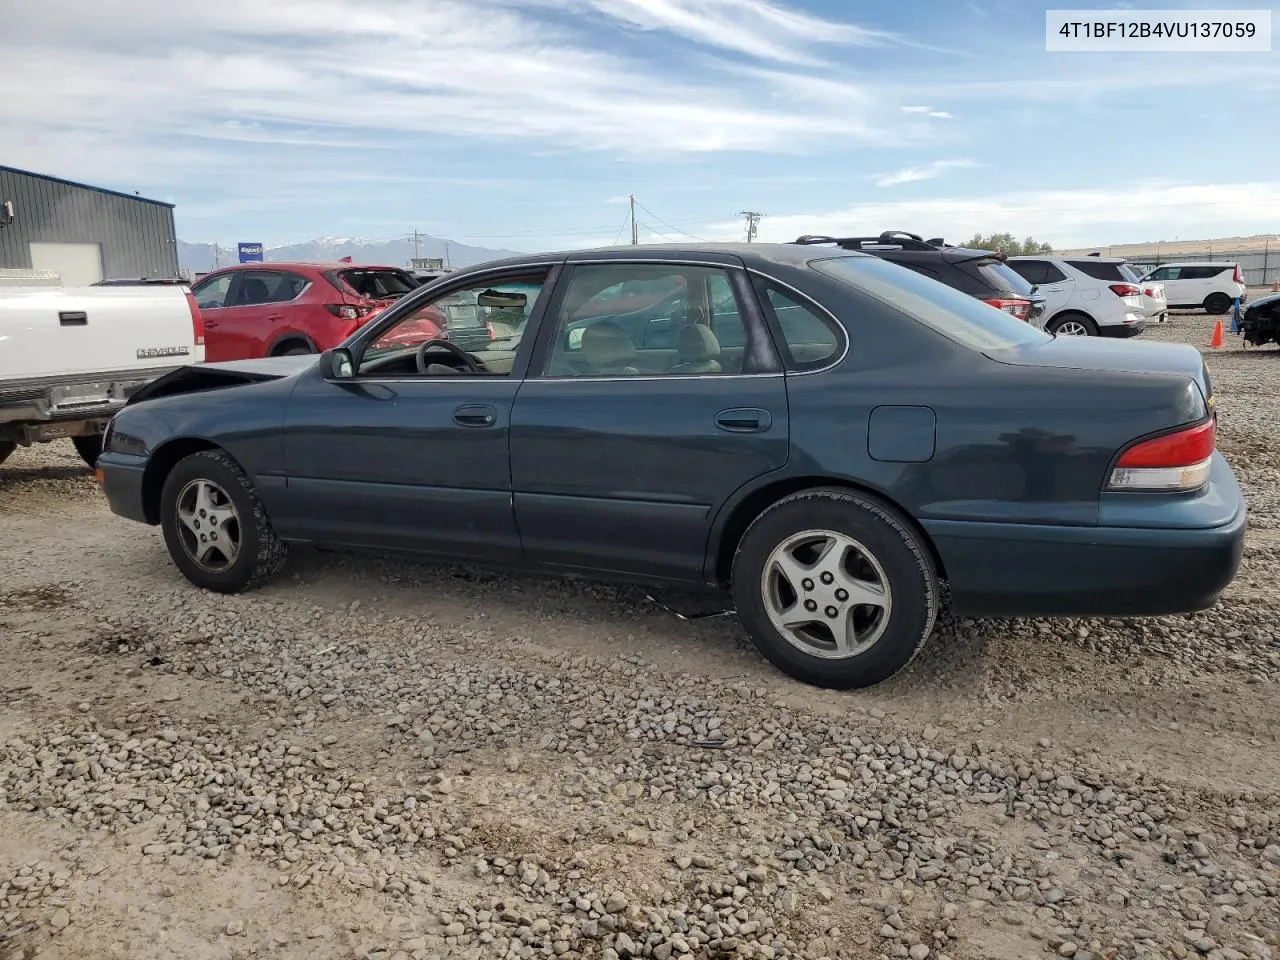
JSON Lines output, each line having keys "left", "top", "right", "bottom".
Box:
{"left": 1119, "top": 263, "right": 1144, "bottom": 282}
{"left": 812, "top": 256, "right": 1051, "bottom": 350}
{"left": 332, "top": 268, "right": 419, "bottom": 299}
{"left": 973, "top": 259, "right": 1034, "bottom": 295}
{"left": 1067, "top": 259, "right": 1128, "bottom": 281}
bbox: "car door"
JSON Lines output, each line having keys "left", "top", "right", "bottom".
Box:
{"left": 1010, "top": 260, "right": 1073, "bottom": 315}
{"left": 509, "top": 258, "right": 789, "bottom": 583}
{"left": 212, "top": 269, "right": 295, "bottom": 360}
{"left": 277, "top": 265, "right": 558, "bottom": 560}
{"left": 1146, "top": 265, "right": 1184, "bottom": 304}
{"left": 190, "top": 272, "right": 236, "bottom": 362}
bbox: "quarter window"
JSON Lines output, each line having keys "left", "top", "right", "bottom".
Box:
{"left": 543, "top": 264, "right": 751, "bottom": 377}
{"left": 755, "top": 282, "right": 842, "bottom": 370}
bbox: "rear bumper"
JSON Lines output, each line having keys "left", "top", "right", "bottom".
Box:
{"left": 1099, "top": 316, "right": 1147, "bottom": 338}
{"left": 926, "top": 454, "right": 1246, "bottom": 617}
{"left": 97, "top": 452, "right": 152, "bottom": 524}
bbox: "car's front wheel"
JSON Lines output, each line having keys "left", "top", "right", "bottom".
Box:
{"left": 159, "top": 449, "right": 287, "bottom": 593}
{"left": 732, "top": 488, "right": 939, "bottom": 689}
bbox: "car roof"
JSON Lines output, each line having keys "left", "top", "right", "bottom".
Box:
{"left": 1155, "top": 261, "right": 1236, "bottom": 267}
{"left": 212, "top": 261, "right": 405, "bottom": 271}
{"left": 474, "top": 242, "right": 872, "bottom": 271}
{"left": 1010, "top": 255, "right": 1128, "bottom": 263}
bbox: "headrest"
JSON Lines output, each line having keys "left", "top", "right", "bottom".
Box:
{"left": 677, "top": 324, "right": 721, "bottom": 362}
{"left": 581, "top": 321, "right": 636, "bottom": 368}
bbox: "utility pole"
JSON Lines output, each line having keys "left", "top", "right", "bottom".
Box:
{"left": 444, "top": 240, "right": 451, "bottom": 269}
{"left": 629, "top": 195, "right": 639, "bottom": 245}
{"left": 739, "top": 211, "right": 764, "bottom": 243}
{"left": 404, "top": 230, "right": 427, "bottom": 261}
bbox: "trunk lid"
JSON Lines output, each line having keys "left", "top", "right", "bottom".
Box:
{"left": 986, "top": 336, "right": 1214, "bottom": 410}
{"left": 127, "top": 355, "right": 316, "bottom": 405}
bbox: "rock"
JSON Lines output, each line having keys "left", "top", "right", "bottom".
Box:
{"left": 909, "top": 945, "right": 931, "bottom": 960}
{"left": 50, "top": 909, "right": 70, "bottom": 932}
{"left": 225, "top": 919, "right": 245, "bottom": 936}
{"left": 605, "top": 891, "right": 628, "bottom": 913}
{"left": 1058, "top": 944, "right": 1077, "bottom": 957}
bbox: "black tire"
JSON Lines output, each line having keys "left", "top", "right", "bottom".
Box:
{"left": 0, "top": 441, "right": 14, "bottom": 466}
{"left": 72, "top": 434, "right": 103, "bottom": 469}
{"left": 159, "top": 449, "right": 287, "bottom": 593}
{"left": 1046, "top": 312, "right": 1099, "bottom": 337}
{"left": 1204, "top": 293, "right": 1232, "bottom": 315}
{"left": 731, "top": 488, "right": 939, "bottom": 690}
{"left": 276, "top": 343, "right": 314, "bottom": 357}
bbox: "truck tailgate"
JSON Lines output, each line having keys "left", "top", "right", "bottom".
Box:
{"left": 0, "top": 286, "right": 200, "bottom": 382}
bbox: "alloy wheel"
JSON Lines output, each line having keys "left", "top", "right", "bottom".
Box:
{"left": 760, "top": 529, "right": 892, "bottom": 660}
{"left": 1055, "top": 320, "right": 1090, "bottom": 336}
{"left": 175, "top": 478, "right": 241, "bottom": 572}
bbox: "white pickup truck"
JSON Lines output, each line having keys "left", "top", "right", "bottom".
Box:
{"left": 0, "top": 285, "right": 204, "bottom": 468}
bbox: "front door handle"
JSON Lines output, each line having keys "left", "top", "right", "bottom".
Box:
{"left": 716, "top": 408, "right": 771, "bottom": 433}
{"left": 454, "top": 404, "right": 497, "bottom": 428}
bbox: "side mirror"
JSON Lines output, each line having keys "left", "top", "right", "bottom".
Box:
{"left": 326, "top": 348, "right": 355, "bottom": 380}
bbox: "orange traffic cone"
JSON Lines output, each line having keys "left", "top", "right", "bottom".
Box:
{"left": 1209, "top": 318, "right": 1225, "bottom": 348}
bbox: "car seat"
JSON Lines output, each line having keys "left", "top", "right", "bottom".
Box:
{"left": 667, "top": 324, "right": 721, "bottom": 374}
{"left": 240, "top": 277, "right": 271, "bottom": 305}
{"left": 580, "top": 321, "right": 639, "bottom": 375}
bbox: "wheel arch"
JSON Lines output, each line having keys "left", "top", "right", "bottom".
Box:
{"left": 267, "top": 332, "right": 319, "bottom": 356}
{"left": 708, "top": 475, "right": 947, "bottom": 585}
{"left": 1046, "top": 308, "right": 1096, "bottom": 328}
{"left": 141, "top": 437, "right": 223, "bottom": 523}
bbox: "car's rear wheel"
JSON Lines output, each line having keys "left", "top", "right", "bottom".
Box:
{"left": 72, "top": 434, "right": 103, "bottom": 468}
{"left": 732, "top": 488, "right": 939, "bottom": 689}
{"left": 0, "top": 441, "right": 14, "bottom": 466}
{"left": 1048, "top": 312, "right": 1098, "bottom": 337}
{"left": 1204, "top": 293, "right": 1232, "bottom": 315}
{"left": 159, "top": 449, "right": 287, "bottom": 593}
{"left": 275, "top": 342, "right": 314, "bottom": 357}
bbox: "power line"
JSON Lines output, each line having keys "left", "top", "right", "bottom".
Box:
{"left": 634, "top": 199, "right": 709, "bottom": 242}
{"left": 636, "top": 220, "right": 680, "bottom": 243}
{"left": 612, "top": 207, "right": 633, "bottom": 246}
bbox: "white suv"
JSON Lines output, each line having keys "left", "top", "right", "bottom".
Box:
{"left": 1139, "top": 262, "right": 1246, "bottom": 315}
{"left": 1006, "top": 256, "right": 1147, "bottom": 337}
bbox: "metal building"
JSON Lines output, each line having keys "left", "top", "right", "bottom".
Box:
{"left": 0, "top": 165, "right": 179, "bottom": 285}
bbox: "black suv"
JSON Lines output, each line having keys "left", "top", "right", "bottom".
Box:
{"left": 793, "top": 232, "right": 1046, "bottom": 326}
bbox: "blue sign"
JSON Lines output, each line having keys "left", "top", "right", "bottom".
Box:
{"left": 237, "top": 242, "right": 264, "bottom": 263}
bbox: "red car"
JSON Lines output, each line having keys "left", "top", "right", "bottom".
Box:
{"left": 190, "top": 262, "right": 432, "bottom": 362}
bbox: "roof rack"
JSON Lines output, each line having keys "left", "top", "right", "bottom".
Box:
{"left": 792, "top": 231, "right": 941, "bottom": 252}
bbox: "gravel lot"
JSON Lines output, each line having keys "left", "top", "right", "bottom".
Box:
{"left": 2, "top": 312, "right": 1279, "bottom": 960}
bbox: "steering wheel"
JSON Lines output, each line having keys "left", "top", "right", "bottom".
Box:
{"left": 414, "top": 338, "right": 482, "bottom": 375}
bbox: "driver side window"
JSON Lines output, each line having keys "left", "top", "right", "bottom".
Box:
{"left": 358, "top": 272, "right": 547, "bottom": 378}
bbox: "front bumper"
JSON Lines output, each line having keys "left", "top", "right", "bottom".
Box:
{"left": 925, "top": 453, "right": 1245, "bottom": 617}
{"left": 96, "top": 451, "right": 152, "bottom": 524}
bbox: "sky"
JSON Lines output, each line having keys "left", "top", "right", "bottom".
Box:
{"left": 3, "top": 0, "right": 1279, "bottom": 251}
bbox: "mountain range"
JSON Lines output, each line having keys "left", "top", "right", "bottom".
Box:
{"left": 177, "top": 235, "right": 521, "bottom": 275}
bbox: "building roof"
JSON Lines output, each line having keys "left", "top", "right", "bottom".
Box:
{"left": 0, "top": 164, "right": 175, "bottom": 208}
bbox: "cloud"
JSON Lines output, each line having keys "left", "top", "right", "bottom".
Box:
{"left": 899, "top": 104, "right": 953, "bottom": 119}
{"left": 874, "top": 159, "right": 979, "bottom": 187}
{"left": 0, "top": 0, "right": 932, "bottom": 190}
{"left": 704, "top": 181, "right": 1280, "bottom": 249}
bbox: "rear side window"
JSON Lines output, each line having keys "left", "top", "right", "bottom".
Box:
{"left": 813, "top": 256, "right": 1051, "bottom": 351}
{"left": 232, "top": 270, "right": 299, "bottom": 306}
{"left": 1179, "top": 265, "right": 1231, "bottom": 280}
{"left": 334, "top": 268, "right": 418, "bottom": 299}
{"left": 1067, "top": 260, "right": 1128, "bottom": 282}
{"left": 754, "top": 280, "right": 843, "bottom": 370}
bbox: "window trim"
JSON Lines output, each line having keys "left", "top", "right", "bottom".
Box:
{"left": 340, "top": 262, "right": 561, "bottom": 383}
{"left": 527, "top": 260, "right": 782, "bottom": 382}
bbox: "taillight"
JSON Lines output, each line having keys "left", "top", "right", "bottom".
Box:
{"left": 1144, "top": 287, "right": 1157, "bottom": 298}
{"left": 1109, "top": 283, "right": 1142, "bottom": 298}
{"left": 1233, "top": 264, "right": 1244, "bottom": 284}
{"left": 184, "top": 290, "right": 205, "bottom": 346}
{"left": 982, "top": 298, "right": 1031, "bottom": 320}
{"left": 324, "top": 304, "right": 361, "bottom": 320}
{"left": 1108, "top": 419, "right": 1215, "bottom": 492}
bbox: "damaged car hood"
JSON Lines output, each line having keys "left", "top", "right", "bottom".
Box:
{"left": 128, "top": 355, "right": 318, "bottom": 405}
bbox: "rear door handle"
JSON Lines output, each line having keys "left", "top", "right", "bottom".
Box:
{"left": 454, "top": 404, "right": 497, "bottom": 428}
{"left": 716, "top": 408, "right": 771, "bottom": 433}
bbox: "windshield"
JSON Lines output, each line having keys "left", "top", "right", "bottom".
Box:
{"left": 812, "top": 256, "right": 1051, "bottom": 350}
{"left": 974, "top": 259, "right": 1035, "bottom": 296}
{"left": 333, "top": 268, "right": 419, "bottom": 299}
